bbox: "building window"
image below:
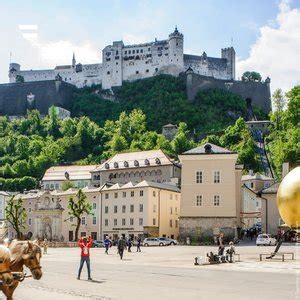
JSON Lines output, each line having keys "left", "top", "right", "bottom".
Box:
{"left": 196, "top": 195, "right": 202, "bottom": 206}
{"left": 133, "top": 50, "right": 135, "bottom": 54}
{"left": 155, "top": 68, "right": 158, "bottom": 72}
{"left": 92, "top": 216, "right": 97, "bottom": 225}
{"left": 153, "top": 191, "right": 156, "bottom": 197}
{"left": 251, "top": 182, "right": 254, "bottom": 189}
{"left": 105, "top": 219, "right": 108, "bottom": 226}
{"left": 214, "top": 195, "right": 220, "bottom": 206}
{"left": 122, "top": 205, "right": 126, "bottom": 213}
{"left": 214, "top": 171, "right": 221, "bottom": 183}
{"left": 130, "top": 218, "right": 134, "bottom": 225}
{"left": 105, "top": 193, "right": 109, "bottom": 199}
{"left": 93, "top": 203, "right": 96, "bottom": 210}
{"left": 153, "top": 218, "right": 156, "bottom": 226}
{"left": 136, "top": 71, "right": 139, "bottom": 74}
{"left": 114, "top": 192, "right": 118, "bottom": 199}
{"left": 131, "top": 191, "right": 134, "bottom": 197}
{"left": 107, "top": 71, "right": 110, "bottom": 75}
{"left": 175, "top": 207, "right": 178, "bottom": 214}
{"left": 125, "top": 50, "right": 127, "bottom": 55}
{"left": 122, "top": 218, "right": 126, "bottom": 226}
{"left": 146, "top": 69, "right": 149, "bottom": 73}
{"left": 140, "top": 190, "right": 144, "bottom": 196}
{"left": 139, "top": 204, "right": 143, "bottom": 212}
{"left": 114, "top": 219, "right": 117, "bottom": 226}
{"left": 169, "top": 220, "right": 173, "bottom": 227}
{"left": 175, "top": 220, "right": 178, "bottom": 228}
{"left": 28, "top": 218, "right": 32, "bottom": 226}
{"left": 175, "top": 194, "right": 178, "bottom": 201}
{"left": 28, "top": 207, "right": 31, "bottom": 212}
{"left": 114, "top": 205, "right": 118, "bottom": 213}
{"left": 139, "top": 218, "right": 143, "bottom": 225}
{"left": 105, "top": 206, "right": 108, "bottom": 214}
{"left": 153, "top": 204, "right": 156, "bottom": 213}
{"left": 196, "top": 171, "right": 203, "bottom": 183}
{"left": 82, "top": 217, "right": 86, "bottom": 225}
{"left": 148, "top": 47, "right": 150, "bottom": 51}
{"left": 130, "top": 204, "right": 134, "bottom": 212}
{"left": 122, "top": 191, "right": 126, "bottom": 198}
{"left": 170, "top": 194, "right": 173, "bottom": 200}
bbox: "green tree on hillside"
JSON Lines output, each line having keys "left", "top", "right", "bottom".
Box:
{"left": 241, "top": 71, "right": 262, "bottom": 82}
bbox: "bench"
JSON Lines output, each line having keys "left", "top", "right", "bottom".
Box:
{"left": 194, "top": 253, "right": 241, "bottom": 265}
{"left": 259, "top": 252, "right": 295, "bottom": 262}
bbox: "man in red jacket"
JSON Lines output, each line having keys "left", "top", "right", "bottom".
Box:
{"left": 77, "top": 236, "right": 93, "bottom": 280}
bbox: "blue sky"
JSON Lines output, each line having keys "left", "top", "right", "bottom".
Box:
{"left": 0, "top": 0, "right": 299, "bottom": 91}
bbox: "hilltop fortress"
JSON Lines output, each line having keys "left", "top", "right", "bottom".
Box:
{"left": 9, "top": 27, "right": 235, "bottom": 90}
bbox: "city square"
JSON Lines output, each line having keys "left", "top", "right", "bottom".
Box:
{"left": 12, "top": 244, "right": 299, "bottom": 300}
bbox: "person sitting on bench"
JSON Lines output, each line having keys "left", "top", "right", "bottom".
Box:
{"left": 226, "top": 241, "right": 235, "bottom": 263}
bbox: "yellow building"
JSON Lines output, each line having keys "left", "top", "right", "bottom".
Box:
{"left": 178, "top": 143, "right": 242, "bottom": 239}
{"left": 10, "top": 181, "right": 180, "bottom": 242}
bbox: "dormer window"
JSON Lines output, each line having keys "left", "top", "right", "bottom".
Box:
{"left": 155, "top": 158, "right": 161, "bottom": 165}
{"left": 124, "top": 161, "right": 129, "bottom": 167}
{"left": 114, "top": 162, "right": 119, "bottom": 168}
{"left": 105, "top": 163, "right": 110, "bottom": 169}
{"left": 144, "top": 159, "right": 150, "bottom": 165}
{"left": 204, "top": 144, "right": 212, "bottom": 154}
{"left": 134, "top": 160, "right": 139, "bottom": 167}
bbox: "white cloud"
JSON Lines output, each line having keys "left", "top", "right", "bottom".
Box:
{"left": 237, "top": 0, "right": 300, "bottom": 93}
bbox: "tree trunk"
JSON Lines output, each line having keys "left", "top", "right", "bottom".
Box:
{"left": 75, "top": 218, "right": 81, "bottom": 241}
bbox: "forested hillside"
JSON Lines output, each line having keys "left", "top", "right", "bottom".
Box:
{"left": 70, "top": 75, "right": 266, "bottom": 133}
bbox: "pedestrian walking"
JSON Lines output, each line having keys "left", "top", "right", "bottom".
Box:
{"left": 77, "top": 236, "right": 93, "bottom": 280}
{"left": 43, "top": 238, "right": 48, "bottom": 254}
{"left": 118, "top": 236, "right": 127, "bottom": 260}
{"left": 104, "top": 236, "right": 111, "bottom": 254}
{"left": 136, "top": 237, "right": 141, "bottom": 252}
{"left": 127, "top": 238, "right": 132, "bottom": 252}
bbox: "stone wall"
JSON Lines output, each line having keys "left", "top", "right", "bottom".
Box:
{"left": 185, "top": 73, "right": 272, "bottom": 114}
{"left": 179, "top": 217, "right": 237, "bottom": 240}
{"left": 0, "top": 80, "right": 76, "bottom": 116}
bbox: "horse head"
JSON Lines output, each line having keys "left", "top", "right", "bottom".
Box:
{"left": 10, "top": 241, "right": 42, "bottom": 280}
{"left": 0, "top": 245, "right": 13, "bottom": 286}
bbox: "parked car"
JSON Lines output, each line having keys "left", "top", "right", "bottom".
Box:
{"left": 256, "top": 234, "right": 277, "bottom": 246}
{"left": 158, "top": 237, "right": 178, "bottom": 245}
{"left": 143, "top": 238, "right": 167, "bottom": 246}
{"left": 92, "top": 240, "right": 104, "bottom": 248}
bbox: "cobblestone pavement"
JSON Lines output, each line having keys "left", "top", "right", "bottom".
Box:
{"left": 6, "top": 244, "right": 299, "bottom": 300}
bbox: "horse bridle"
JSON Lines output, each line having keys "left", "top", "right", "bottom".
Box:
{"left": 30, "top": 265, "right": 42, "bottom": 272}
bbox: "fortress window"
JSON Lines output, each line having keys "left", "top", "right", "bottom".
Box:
{"left": 174, "top": 54, "right": 176, "bottom": 56}
{"left": 107, "top": 71, "right": 110, "bottom": 75}
{"left": 133, "top": 50, "right": 135, "bottom": 54}
{"left": 158, "top": 53, "right": 162, "bottom": 57}
{"left": 106, "top": 58, "right": 111, "bottom": 62}
{"left": 176, "top": 43, "right": 178, "bottom": 46}
{"left": 141, "top": 49, "right": 143, "bottom": 53}
{"left": 146, "top": 69, "right": 149, "bottom": 73}
{"left": 115, "top": 56, "right": 119, "bottom": 59}
{"left": 137, "top": 49, "right": 139, "bottom": 53}
{"left": 125, "top": 50, "right": 127, "bottom": 54}
{"left": 129, "top": 50, "right": 131, "bottom": 54}
{"left": 155, "top": 68, "right": 158, "bottom": 72}
{"left": 165, "top": 53, "right": 168, "bottom": 56}
{"left": 148, "top": 47, "right": 150, "bottom": 51}
{"left": 116, "top": 50, "right": 119, "bottom": 55}
{"left": 136, "top": 71, "right": 139, "bottom": 74}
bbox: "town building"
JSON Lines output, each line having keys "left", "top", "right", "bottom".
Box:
{"left": 241, "top": 172, "right": 275, "bottom": 228}
{"left": 101, "top": 181, "right": 180, "bottom": 240}
{"left": 91, "top": 150, "right": 181, "bottom": 187}
{"left": 41, "top": 165, "right": 97, "bottom": 190}
{"left": 9, "top": 181, "right": 180, "bottom": 242}
{"left": 178, "top": 143, "right": 243, "bottom": 239}
{"left": 0, "top": 191, "right": 10, "bottom": 220}
{"left": 9, "top": 28, "right": 235, "bottom": 90}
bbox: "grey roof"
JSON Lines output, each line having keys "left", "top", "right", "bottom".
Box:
{"left": 183, "top": 143, "right": 235, "bottom": 155}
{"left": 242, "top": 173, "right": 274, "bottom": 181}
{"left": 260, "top": 182, "right": 280, "bottom": 194}
{"left": 183, "top": 54, "right": 227, "bottom": 70}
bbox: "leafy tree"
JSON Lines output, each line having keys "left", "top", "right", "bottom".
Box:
{"left": 61, "top": 180, "right": 75, "bottom": 191}
{"left": 241, "top": 71, "right": 262, "bottom": 82}
{"left": 5, "top": 196, "right": 27, "bottom": 239}
{"left": 15, "top": 75, "right": 24, "bottom": 83}
{"left": 46, "top": 106, "right": 61, "bottom": 139}
{"left": 67, "top": 189, "right": 93, "bottom": 241}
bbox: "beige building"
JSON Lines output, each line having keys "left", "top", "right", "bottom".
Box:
{"left": 41, "top": 165, "right": 97, "bottom": 190}
{"left": 91, "top": 150, "right": 181, "bottom": 187}
{"left": 178, "top": 143, "right": 242, "bottom": 239}
{"left": 9, "top": 181, "right": 180, "bottom": 242}
{"left": 101, "top": 181, "right": 180, "bottom": 240}
{"left": 241, "top": 172, "right": 275, "bottom": 228}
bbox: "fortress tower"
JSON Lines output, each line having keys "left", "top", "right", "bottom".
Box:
{"left": 221, "top": 47, "right": 235, "bottom": 80}
{"left": 168, "top": 26, "right": 184, "bottom": 73}
{"left": 8, "top": 63, "right": 21, "bottom": 83}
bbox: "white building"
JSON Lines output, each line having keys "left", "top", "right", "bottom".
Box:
{"left": 9, "top": 28, "right": 235, "bottom": 90}
{"left": 0, "top": 191, "right": 10, "bottom": 220}
{"left": 41, "top": 165, "right": 97, "bottom": 190}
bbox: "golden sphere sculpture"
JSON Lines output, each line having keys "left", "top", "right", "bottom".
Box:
{"left": 277, "top": 167, "right": 300, "bottom": 230}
